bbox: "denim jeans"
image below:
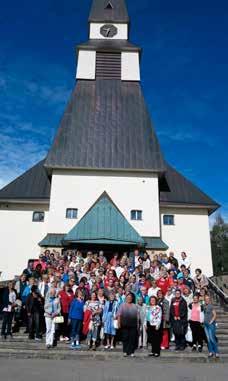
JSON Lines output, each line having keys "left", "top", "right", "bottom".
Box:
{"left": 1, "top": 312, "right": 13, "bottom": 336}
{"left": 28, "top": 312, "right": 41, "bottom": 339}
{"left": 204, "top": 322, "right": 219, "bottom": 354}
{"left": 71, "top": 319, "right": 82, "bottom": 341}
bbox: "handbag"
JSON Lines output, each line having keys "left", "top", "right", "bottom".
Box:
{"left": 185, "top": 325, "right": 193, "bottom": 343}
{"left": 100, "top": 327, "right": 104, "bottom": 340}
{"left": 54, "top": 316, "right": 64, "bottom": 324}
{"left": 113, "top": 319, "right": 119, "bottom": 329}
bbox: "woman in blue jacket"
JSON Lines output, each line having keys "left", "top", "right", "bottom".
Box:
{"left": 69, "top": 289, "right": 84, "bottom": 349}
{"left": 103, "top": 293, "right": 118, "bottom": 349}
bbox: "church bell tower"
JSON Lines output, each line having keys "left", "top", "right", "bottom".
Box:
{"left": 76, "top": 0, "right": 140, "bottom": 81}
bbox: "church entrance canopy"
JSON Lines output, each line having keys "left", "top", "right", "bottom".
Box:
{"left": 39, "top": 193, "right": 169, "bottom": 252}
{"left": 63, "top": 192, "right": 144, "bottom": 247}
{"left": 39, "top": 192, "right": 145, "bottom": 249}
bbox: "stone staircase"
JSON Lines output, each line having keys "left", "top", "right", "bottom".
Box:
{"left": 1, "top": 302, "right": 228, "bottom": 363}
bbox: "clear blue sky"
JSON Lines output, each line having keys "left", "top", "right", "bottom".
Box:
{"left": 0, "top": 0, "right": 227, "bottom": 222}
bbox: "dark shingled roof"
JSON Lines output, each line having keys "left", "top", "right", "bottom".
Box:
{"left": 0, "top": 159, "right": 219, "bottom": 214}
{"left": 160, "top": 164, "right": 220, "bottom": 214}
{"left": 0, "top": 160, "right": 50, "bottom": 201}
{"left": 89, "top": 0, "right": 129, "bottom": 23}
{"left": 77, "top": 39, "right": 141, "bottom": 53}
{"left": 44, "top": 80, "right": 166, "bottom": 172}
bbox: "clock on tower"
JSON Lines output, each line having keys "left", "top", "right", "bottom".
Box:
{"left": 100, "top": 24, "right": 118, "bottom": 38}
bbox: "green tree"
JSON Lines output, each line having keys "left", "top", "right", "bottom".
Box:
{"left": 211, "top": 213, "right": 228, "bottom": 275}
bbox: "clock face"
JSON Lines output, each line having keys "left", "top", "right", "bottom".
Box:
{"left": 100, "top": 24, "right": 118, "bottom": 38}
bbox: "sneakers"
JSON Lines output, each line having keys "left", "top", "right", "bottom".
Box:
{"left": 198, "top": 345, "right": 203, "bottom": 353}
{"left": 35, "top": 337, "right": 42, "bottom": 342}
{"left": 92, "top": 344, "right": 96, "bottom": 351}
{"left": 192, "top": 345, "right": 197, "bottom": 352}
{"left": 60, "top": 336, "right": 65, "bottom": 342}
{"left": 105, "top": 345, "right": 110, "bottom": 349}
{"left": 70, "top": 342, "right": 76, "bottom": 350}
{"left": 110, "top": 346, "right": 114, "bottom": 350}
{"left": 123, "top": 353, "right": 128, "bottom": 357}
{"left": 130, "top": 353, "right": 135, "bottom": 358}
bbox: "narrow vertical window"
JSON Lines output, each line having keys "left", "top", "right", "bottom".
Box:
{"left": 32, "top": 211, "right": 45, "bottom": 222}
{"left": 163, "top": 215, "right": 174, "bottom": 225}
{"left": 66, "top": 208, "right": 78, "bottom": 219}
{"left": 131, "top": 210, "right": 142, "bottom": 221}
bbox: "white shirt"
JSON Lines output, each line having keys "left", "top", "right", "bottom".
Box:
{"left": 143, "top": 259, "right": 151, "bottom": 270}
{"left": 69, "top": 261, "right": 77, "bottom": 270}
{"left": 180, "top": 256, "right": 191, "bottom": 269}
{"left": 135, "top": 255, "right": 140, "bottom": 268}
{"left": 115, "top": 266, "right": 125, "bottom": 279}
{"left": 148, "top": 287, "right": 161, "bottom": 298}
{"left": 3, "top": 290, "right": 16, "bottom": 312}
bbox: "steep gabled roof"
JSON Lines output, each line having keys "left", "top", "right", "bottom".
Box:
{"left": 89, "top": 0, "right": 129, "bottom": 23}
{"left": 0, "top": 160, "right": 220, "bottom": 215}
{"left": 0, "top": 160, "right": 50, "bottom": 202}
{"left": 44, "top": 80, "right": 166, "bottom": 173}
{"left": 160, "top": 164, "right": 220, "bottom": 214}
{"left": 64, "top": 191, "right": 144, "bottom": 245}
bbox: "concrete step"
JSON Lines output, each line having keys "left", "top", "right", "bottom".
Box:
{"left": 2, "top": 339, "right": 228, "bottom": 348}
{"left": 0, "top": 347, "right": 226, "bottom": 363}
{"left": 1, "top": 339, "right": 228, "bottom": 353}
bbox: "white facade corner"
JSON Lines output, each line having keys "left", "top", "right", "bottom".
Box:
{"left": 160, "top": 207, "right": 213, "bottom": 276}
{"left": 0, "top": 203, "right": 49, "bottom": 281}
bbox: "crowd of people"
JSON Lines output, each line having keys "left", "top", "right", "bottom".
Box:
{"left": 0, "top": 249, "right": 220, "bottom": 358}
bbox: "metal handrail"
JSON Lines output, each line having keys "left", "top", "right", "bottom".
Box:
{"left": 208, "top": 277, "right": 228, "bottom": 305}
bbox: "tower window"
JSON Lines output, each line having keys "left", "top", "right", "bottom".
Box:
{"left": 163, "top": 215, "right": 175, "bottom": 225}
{"left": 96, "top": 52, "right": 121, "bottom": 79}
{"left": 131, "top": 210, "right": 142, "bottom": 221}
{"left": 105, "top": 2, "right": 113, "bottom": 9}
{"left": 66, "top": 208, "right": 78, "bottom": 219}
{"left": 32, "top": 211, "right": 45, "bottom": 222}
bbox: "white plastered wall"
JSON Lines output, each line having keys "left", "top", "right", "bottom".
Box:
{"left": 121, "top": 52, "right": 140, "bottom": 81}
{"left": 76, "top": 50, "right": 96, "bottom": 80}
{"left": 89, "top": 23, "right": 128, "bottom": 40}
{"left": 160, "top": 207, "right": 213, "bottom": 276}
{"left": 0, "top": 203, "right": 49, "bottom": 281}
{"left": 48, "top": 170, "right": 160, "bottom": 238}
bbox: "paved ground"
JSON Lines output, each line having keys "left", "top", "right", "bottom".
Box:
{"left": 0, "top": 359, "right": 227, "bottom": 381}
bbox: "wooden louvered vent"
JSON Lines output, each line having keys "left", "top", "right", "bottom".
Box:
{"left": 96, "top": 52, "right": 121, "bottom": 79}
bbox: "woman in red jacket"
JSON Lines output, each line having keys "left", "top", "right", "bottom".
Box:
{"left": 156, "top": 272, "right": 170, "bottom": 295}
{"left": 59, "top": 284, "right": 74, "bottom": 341}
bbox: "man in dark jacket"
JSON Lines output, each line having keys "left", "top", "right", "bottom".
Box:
{"left": 26, "top": 285, "right": 44, "bottom": 340}
{"left": 1, "top": 282, "right": 17, "bottom": 339}
{"left": 170, "top": 289, "right": 188, "bottom": 351}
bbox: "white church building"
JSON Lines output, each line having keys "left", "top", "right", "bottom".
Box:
{"left": 0, "top": 0, "right": 219, "bottom": 280}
